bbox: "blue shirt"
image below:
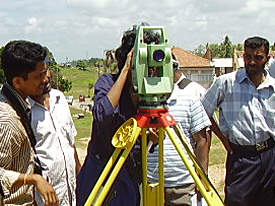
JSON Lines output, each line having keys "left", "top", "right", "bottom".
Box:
{"left": 76, "top": 74, "right": 139, "bottom": 206}
{"left": 201, "top": 68, "right": 275, "bottom": 145}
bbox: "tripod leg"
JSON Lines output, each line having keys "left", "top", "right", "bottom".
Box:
{"left": 141, "top": 128, "right": 165, "bottom": 206}
{"left": 141, "top": 128, "right": 148, "bottom": 206}
{"left": 84, "top": 118, "right": 142, "bottom": 206}
{"left": 158, "top": 128, "right": 165, "bottom": 206}
{"left": 84, "top": 149, "right": 121, "bottom": 206}
{"left": 164, "top": 125, "right": 224, "bottom": 206}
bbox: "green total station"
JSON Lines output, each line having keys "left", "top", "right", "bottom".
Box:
{"left": 131, "top": 26, "right": 174, "bottom": 109}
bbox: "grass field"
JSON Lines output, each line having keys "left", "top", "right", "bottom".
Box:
{"left": 209, "top": 134, "right": 227, "bottom": 199}
{"left": 63, "top": 67, "right": 227, "bottom": 200}
{"left": 70, "top": 107, "right": 92, "bottom": 149}
{"left": 61, "top": 67, "right": 98, "bottom": 99}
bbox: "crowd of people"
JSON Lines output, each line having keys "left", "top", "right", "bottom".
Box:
{"left": 0, "top": 25, "right": 274, "bottom": 206}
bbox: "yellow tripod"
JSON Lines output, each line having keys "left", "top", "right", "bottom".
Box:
{"left": 84, "top": 108, "right": 224, "bottom": 206}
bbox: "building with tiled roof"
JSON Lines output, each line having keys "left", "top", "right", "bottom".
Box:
{"left": 172, "top": 47, "right": 213, "bottom": 68}
{"left": 171, "top": 47, "right": 215, "bottom": 88}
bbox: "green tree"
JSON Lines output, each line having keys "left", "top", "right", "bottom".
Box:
{"left": 58, "top": 77, "right": 72, "bottom": 92}
{"left": 76, "top": 60, "right": 88, "bottom": 70}
{"left": 221, "top": 36, "right": 233, "bottom": 58}
{"left": 234, "top": 43, "right": 243, "bottom": 51}
{"left": 193, "top": 44, "right": 206, "bottom": 57}
{"left": 207, "top": 43, "right": 223, "bottom": 58}
{"left": 193, "top": 36, "right": 237, "bottom": 58}
{"left": 49, "top": 64, "right": 72, "bottom": 92}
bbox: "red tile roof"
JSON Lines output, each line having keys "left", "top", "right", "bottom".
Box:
{"left": 172, "top": 47, "right": 212, "bottom": 67}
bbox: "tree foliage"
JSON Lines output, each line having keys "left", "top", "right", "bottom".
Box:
{"left": 193, "top": 36, "right": 245, "bottom": 58}
{"left": 193, "top": 44, "right": 206, "bottom": 57}
{"left": 69, "top": 58, "right": 102, "bottom": 68}
{"left": 58, "top": 77, "right": 72, "bottom": 92}
{"left": 76, "top": 60, "right": 88, "bottom": 70}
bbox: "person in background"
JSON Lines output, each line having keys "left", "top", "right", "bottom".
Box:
{"left": 147, "top": 63, "right": 211, "bottom": 206}
{"left": 0, "top": 40, "right": 58, "bottom": 205}
{"left": 201, "top": 36, "right": 275, "bottom": 206}
{"left": 171, "top": 58, "right": 216, "bottom": 150}
{"left": 28, "top": 69, "right": 81, "bottom": 206}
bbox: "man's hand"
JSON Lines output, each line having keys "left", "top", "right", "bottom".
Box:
{"left": 121, "top": 49, "right": 134, "bottom": 74}
{"left": 28, "top": 174, "right": 59, "bottom": 206}
{"left": 209, "top": 117, "right": 233, "bottom": 154}
{"left": 147, "top": 128, "right": 158, "bottom": 145}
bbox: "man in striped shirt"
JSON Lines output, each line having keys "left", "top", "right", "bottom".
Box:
{"left": 147, "top": 69, "right": 211, "bottom": 206}
{"left": 0, "top": 40, "right": 58, "bottom": 205}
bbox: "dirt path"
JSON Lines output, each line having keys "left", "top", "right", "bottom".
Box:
{"left": 208, "top": 164, "right": 226, "bottom": 198}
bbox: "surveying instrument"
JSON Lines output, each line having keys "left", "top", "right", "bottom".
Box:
{"left": 84, "top": 26, "right": 224, "bottom": 206}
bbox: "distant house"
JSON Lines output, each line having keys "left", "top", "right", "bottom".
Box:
{"left": 212, "top": 58, "right": 239, "bottom": 76}
{"left": 172, "top": 47, "right": 215, "bottom": 88}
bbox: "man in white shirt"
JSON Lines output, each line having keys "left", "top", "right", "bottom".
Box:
{"left": 28, "top": 70, "right": 81, "bottom": 206}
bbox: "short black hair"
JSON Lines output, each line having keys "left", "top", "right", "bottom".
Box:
{"left": 244, "top": 36, "right": 270, "bottom": 55}
{"left": 115, "top": 22, "right": 160, "bottom": 71}
{"left": 1, "top": 40, "right": 47, "bottom": 84}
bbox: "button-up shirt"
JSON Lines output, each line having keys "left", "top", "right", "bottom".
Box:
{"left": 201, "top": 68, "right": 275, "bottom": 145}
{"left": 28, "top": 89, "right": 77, "bottom": 206}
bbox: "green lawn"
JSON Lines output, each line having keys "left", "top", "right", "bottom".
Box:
{"left": 61, "top": 67, "right": 96, "bottom": 149}
{"left": 209, "top": 134, "right": 227, "bottom": 199}
{"left": 209, "top": 134, "right": 227, "bottom": 166}
{"left": 70, "top": 107, "right": 92, "bottom": 149}
{"left": 61, "top": 67, "right": 98, "bottom": 99}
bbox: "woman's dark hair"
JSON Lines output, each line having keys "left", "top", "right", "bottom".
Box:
{"left": 115, "top": 22, "right": 160, "bottom": 71}
{"left": 1, "top": 40, "right": 47, "bottom": 84}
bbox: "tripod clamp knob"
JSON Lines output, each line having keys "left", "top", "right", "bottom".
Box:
{"left": 112, "top": 118, "right": 138, "bottom": 149}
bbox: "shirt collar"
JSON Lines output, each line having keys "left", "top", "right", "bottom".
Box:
{"left": 28, "top": 90, "right": 61, "bottom": 111}
{"left": 175, "top": 73, "right": 187, "bottom": 85}
{"left": 27, "top": 96, "right": 39, "bottom": 108}
{"left": 236, "top": 68, "right": 275, "bottom": 90}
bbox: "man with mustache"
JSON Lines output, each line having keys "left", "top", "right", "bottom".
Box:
{"left": 28, "top": 69, "right": 81, "bottom": 206}
{"left": 201, "top": 36, "right": 275, "bottom": 206}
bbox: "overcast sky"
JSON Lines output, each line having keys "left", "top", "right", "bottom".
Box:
{"left": 1, "top": 0, "right": 274, "bottom": 62}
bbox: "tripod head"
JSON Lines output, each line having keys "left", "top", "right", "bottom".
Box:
{"left": 132, "top": 26, "right": 174, "bottom": 109}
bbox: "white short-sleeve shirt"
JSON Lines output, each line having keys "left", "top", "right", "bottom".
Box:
{"left": 28, "top": 89, "right": 77, "bottom": 206}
